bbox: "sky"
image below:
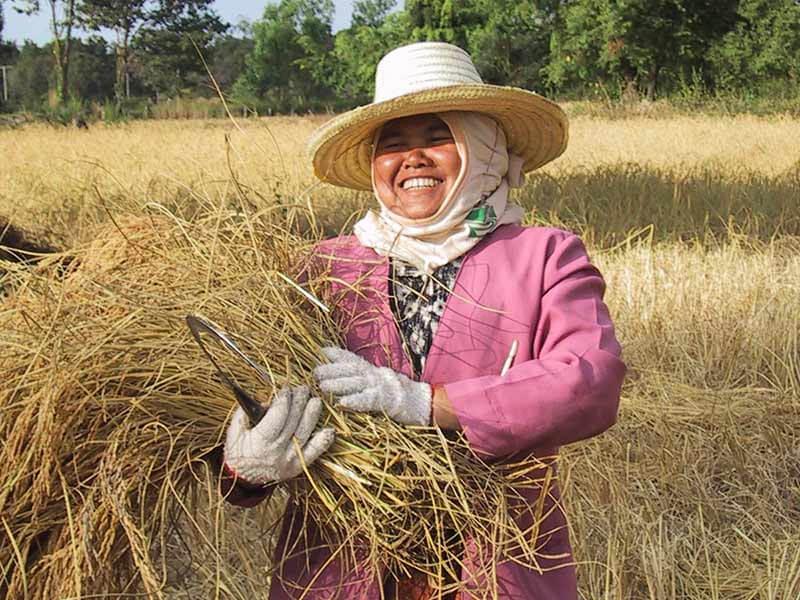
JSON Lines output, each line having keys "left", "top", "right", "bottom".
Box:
{"left": 3, "top": 0, "right": 361, "bottom": 44}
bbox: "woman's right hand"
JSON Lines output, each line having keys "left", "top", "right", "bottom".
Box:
{"left": 223, "top": 385, "right": 335, "bottom": 486}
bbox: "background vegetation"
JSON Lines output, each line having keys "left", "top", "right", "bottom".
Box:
{"left": 1, "top": 0, "right": 799, "bottom": 119}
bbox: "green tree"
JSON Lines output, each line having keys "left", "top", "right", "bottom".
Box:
{"left": 405, "top": 0, "right": 483, "bottom": 48}
{"left": 209, "top": 32, "right": 253, "bottom": 92}
{"left": 77, "top": 0, "right": 147, "bottom": 100}
{"left": 1, "top": 2, "right": 19, "bottom": 75}
{"left": 709, "top": 0, "right": 800, "bottom": 91}
{"left": 13, "top": 0, "right": 77, "bottom": 104}
{"left": 467, "top": 0, "right": 558, "bottom": 90}
{"left": 70, "top": 35, "right": 114, "bottom": 100}
{"left": 133, "top": 1, "right": 226, "bottom": 96}
{"left": 234, "top": 0, "right": 334, "bottom": 113}
{"left": 547, "top": 0, "right": 740, "bottom": 100}
{"left": 329, "top": 4, "right": 408, "bottom": 105}
{"left": 79, "top": 0, "right": 226, "bottom": 101}
{"left": 7, "top": 40, "right": 50, "bottom": 107}
{"left": 352, "top": 0, "right": 396, "bottom": 27}
{"left": 0, "top": 43, "right": 20, "bottom": 110}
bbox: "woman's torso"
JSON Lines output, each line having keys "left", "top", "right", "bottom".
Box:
{"left": 269, "top": 224, "right": 592, "bottom": 599}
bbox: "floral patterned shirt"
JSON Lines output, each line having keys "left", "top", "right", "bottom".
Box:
{"left": 388, "top": 257, "right": 463, "bottom": 378}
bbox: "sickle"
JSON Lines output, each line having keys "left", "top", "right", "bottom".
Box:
{"left": 186, "top": 315, "right": 269, "bottom": 427}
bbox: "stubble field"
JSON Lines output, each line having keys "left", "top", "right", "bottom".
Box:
{"left": 1, "top": 112, "right": 799, "bottom": 599}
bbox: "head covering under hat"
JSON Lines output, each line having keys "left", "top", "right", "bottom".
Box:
{"left": 308, "top": 41, "right": 569, "bottom": 191}
{"left": 353, "top": 111, "right": 527, "bottom": 274}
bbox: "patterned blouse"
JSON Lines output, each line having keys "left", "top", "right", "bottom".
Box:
{"left": 388, "top": 257, "right": 462, "bottom": 378}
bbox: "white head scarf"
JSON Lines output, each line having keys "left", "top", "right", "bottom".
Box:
{"left": 352, "top": 111, "right": 526, "bottom": 274}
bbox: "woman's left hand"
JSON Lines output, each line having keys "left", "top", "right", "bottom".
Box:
{"left": 313, "top": 347, "right": 432, "bottom": 426}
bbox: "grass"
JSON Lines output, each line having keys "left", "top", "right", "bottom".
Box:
{"left": 570, "top": 241, "right": 800, "bottom": 599}
{"left": 0, "top": 111, "right": 798, "bottom": 599}
{"left": 2, "top": 113, "right": 799, "bottom": 246}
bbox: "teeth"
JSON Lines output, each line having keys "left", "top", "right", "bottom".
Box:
{"left": 402, "top": 177, "right": 441, "bottom": 190}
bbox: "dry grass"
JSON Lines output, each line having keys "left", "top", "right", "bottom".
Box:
{"left": 568, "top": 240, "right": 800, "bottom": 599}
{"left": 2, "top": 114, "right": 798, "bottom": 246}
{"left": 1, "top": 112, "right": 799, "bottom": 599}
{"left": 0, "top": 207, "right": 565, "bottom": 599}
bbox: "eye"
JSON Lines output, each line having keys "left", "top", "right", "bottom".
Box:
{"left": 379, "top": 139, "right": 404, "bottom": 151}
{"left": 430, "top": 131, "right": 453, "bottom": 143}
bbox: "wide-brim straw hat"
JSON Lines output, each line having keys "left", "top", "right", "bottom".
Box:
{"left": 308, "top": 41, "right": 569, "bottom": 191}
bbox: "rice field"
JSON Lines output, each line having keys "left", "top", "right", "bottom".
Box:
{"left": 1, "top": 111, "right": 799, "bottom": 599}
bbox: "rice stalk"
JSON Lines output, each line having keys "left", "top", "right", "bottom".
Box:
{"left": 0, "top": 202, "right": 561, "bottom": 598}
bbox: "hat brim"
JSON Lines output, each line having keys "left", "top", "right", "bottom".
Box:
{"left": 307, "top": 84, "right": 569, "bottom": 191}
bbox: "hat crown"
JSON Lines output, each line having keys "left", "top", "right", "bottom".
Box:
{"left": 374, "top": 42, "right": 484, "bottom": 103}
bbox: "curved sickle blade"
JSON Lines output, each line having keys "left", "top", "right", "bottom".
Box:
{"left": 186, "top": 314, "right": 269, "bottom": 427}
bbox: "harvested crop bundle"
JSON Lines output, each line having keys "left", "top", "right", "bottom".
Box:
{"left": 0, "top": 207, "right": 561, "bottom": 598}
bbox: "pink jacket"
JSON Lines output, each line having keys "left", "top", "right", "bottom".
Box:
{"left": 246, "top": 224, "right": 626, "bottom": 599}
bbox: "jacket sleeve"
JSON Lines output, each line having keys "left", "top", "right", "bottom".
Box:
{"left": 208, "top": 445, "right": 277, "bottom": 508}
{"left": 220, "top": 462, "right": 277, "bottom": 508}
{"left": 444, "top": 233, "right": 626, "bottom": 459}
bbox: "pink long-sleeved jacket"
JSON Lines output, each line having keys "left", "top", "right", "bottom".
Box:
{"left": 236, "top": 224, "right": 626, "bottom": 599}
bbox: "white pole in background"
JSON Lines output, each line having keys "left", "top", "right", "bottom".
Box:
{"left": 0, "top": 66, "right": 10, "bottom": 103}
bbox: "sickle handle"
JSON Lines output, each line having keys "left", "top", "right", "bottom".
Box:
{"left": 232, "top": 382, "right": 268, "bottom": 427}
{"left": 186, "top": 314, "right": 270, "bottom": 428}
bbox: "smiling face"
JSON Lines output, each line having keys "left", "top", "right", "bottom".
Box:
{"left": 372, "top": 114, "right": 462, "bottom": 221}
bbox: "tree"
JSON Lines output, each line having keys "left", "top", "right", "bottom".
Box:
{"left": 352, "top": 0, "right": 396, "bottom": 28}
{"left": 77, "top": 0, "right": 147, "bottom": 100}
{"left": 467, "top": 0, "right": 558, "bottom": 90}
{"left": 709, "top": 0, "right": 800, "bottom": 91}
{"left": 79, "top": 0, "right": 226, "bottom": 101}
{"left": 546, "top": 0, "right": 739, "bottom": 100}
{"left": 209, "top": 32, "right": 253, "bottom": 93}
{"left": 405, "top": 0, "right": 483, "bottom": 48}
{"left": 7, "top": 40, "right": 50, "bottom": 107}
{"left": 0, "top": 42, "right": 20, "bottom": 109}
{"left": 1, "top": 2, "right": 20, "bottom": 79}
{"left": 234, "top": 0, "right": 335, "bottom": 113}
{"left": 13, "top": 0, "right": 77, "bottom": 104}
{"left": 70, "top": 35, "right": 114, "bottom": 100}
{"left": 329, "top": 5, "right": 409, "bottom": 105}
{"left": 133, "top": 1, "right": 226, "bottom": 96}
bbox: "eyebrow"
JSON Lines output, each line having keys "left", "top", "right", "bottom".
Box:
{"left": 428, "top": 125, "right": 452, "bottom": 135}
{"left": 379, "top": 124, "right": 452, "bottom": 140}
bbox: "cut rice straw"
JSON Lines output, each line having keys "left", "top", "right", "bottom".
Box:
{"left": 0, "top": 202, "right": 563, "bottom": 598}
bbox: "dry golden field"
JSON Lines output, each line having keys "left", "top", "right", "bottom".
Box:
{"left": 1, "top": 113, "right": 799, "bottom": 599}
{"left": 2, "top": 113, "right": 799, "bottom": 245}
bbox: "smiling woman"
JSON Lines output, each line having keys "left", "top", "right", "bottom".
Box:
{"left": 221, "top": 41, "right": 626, "bottom": 600}
{"left": 372, "top": 114, "right": 462, "bottom": 220}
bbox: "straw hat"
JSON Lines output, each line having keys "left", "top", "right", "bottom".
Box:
{"left": 308, "top": 41, "right": 569, "bottom": 191}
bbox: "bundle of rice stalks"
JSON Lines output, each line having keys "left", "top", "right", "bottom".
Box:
{"left": 0, "top": 204, "right": 560, "bottom": 598}
{"left": 0, "top": 216, "right": 60, "bottom": 265}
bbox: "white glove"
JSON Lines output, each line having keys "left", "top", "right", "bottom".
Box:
{"left": 223, "top": 385, "right": 335, "bottom": 485}
{"left": 313, "top": 347, "right": 432, "bottom": 426}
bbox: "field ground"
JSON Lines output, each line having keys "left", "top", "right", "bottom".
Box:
{"left": 1, "top": 113, "right": 798, "bottom": 599}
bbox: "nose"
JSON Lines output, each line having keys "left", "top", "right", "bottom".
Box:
{"left": 402, "top": 147, "right": 432, "bottom": 169}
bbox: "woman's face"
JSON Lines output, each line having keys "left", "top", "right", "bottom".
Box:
{"left": 372, "top": 114, "right": 461, "bottom": 221}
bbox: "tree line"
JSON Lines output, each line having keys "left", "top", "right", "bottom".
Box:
{"left": 1, "top": 0, "right": 799, "bottom": 117}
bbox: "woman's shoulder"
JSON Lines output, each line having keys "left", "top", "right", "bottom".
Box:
{"left": 484, "top": 224, "right": 581, "bottom": 255}
{"left": 475, "top": 225, "right": 599, "bottom": 291}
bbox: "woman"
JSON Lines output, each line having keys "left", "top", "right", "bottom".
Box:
{"left": 222, "top": 42, "right": 626, "bottom": 599}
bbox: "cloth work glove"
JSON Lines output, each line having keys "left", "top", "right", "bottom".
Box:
{"left": 314, "top": 347, "right": 432, "bottom": 426}
{"left": 223, "top": 385, "right": 335, "bottom": 486}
